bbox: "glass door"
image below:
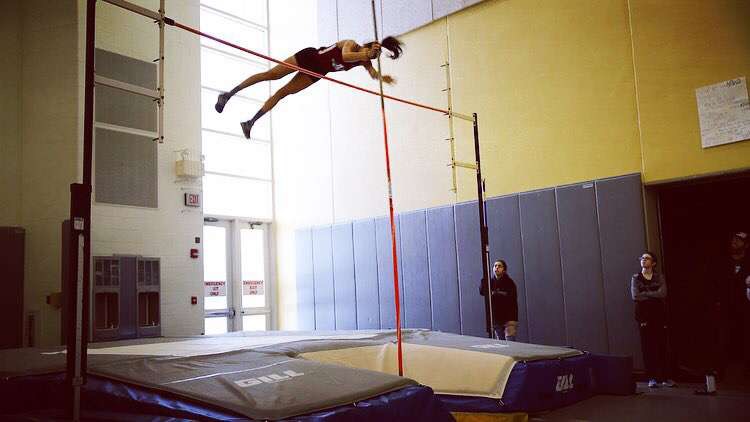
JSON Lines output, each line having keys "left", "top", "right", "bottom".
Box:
{"left": 203, "top": 220, "right": 232, "bottom": 334}
{"left": 203, "top": 219, "right": 273, "bottom": 334}
{"left": 236, "top": 224, "right": 271, "bottom": 331}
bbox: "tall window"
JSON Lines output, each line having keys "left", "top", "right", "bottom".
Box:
{"left": 200, "top": 0, "right": 273, "bottom": 219}
{"left": 200, "top": 1, "right": 274, "bottom": 334}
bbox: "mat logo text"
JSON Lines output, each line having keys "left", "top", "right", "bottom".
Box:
{"left": 235, "top": 370, "right": 304, "bottom": 388}
{"left": 555, "top": 374, "right": 574, "bottom": 392}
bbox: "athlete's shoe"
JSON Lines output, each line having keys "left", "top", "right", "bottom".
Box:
{"left": 215, "top": 92, "right": 230, "bottom": 113}
{"left": 240, "top": 120, "right": 254, "bottom": 139}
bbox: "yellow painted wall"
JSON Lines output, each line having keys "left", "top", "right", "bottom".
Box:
{"left": 629, "top": 0, "right": 750, "bottom": 183}
{"left": 449, "top": 0, "right": 642, "bottom": 199}
{"left": 0, "top": 0, "right": 22, "bottom": 227}
{"left": 328, "top": 20, "right": 456, "bottom": 219}
{"left": 20, "top": 0, "right": 80, "bottom": 346}
{"left": 317, "top": 0, "right": 645, "bottom": 219}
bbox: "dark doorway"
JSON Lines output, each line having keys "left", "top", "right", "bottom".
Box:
{"left": 656, "top": 172, "right": 750, "bottom": 380}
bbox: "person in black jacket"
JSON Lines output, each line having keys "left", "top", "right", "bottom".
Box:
{"left": 480, "top": 260, "right": 518, "bottom": 341}
{"left": 631, "top": 251, "right": 676, "bottom": 389}
{"left": 724, "top": 232, "right": 750, "bottom": 378}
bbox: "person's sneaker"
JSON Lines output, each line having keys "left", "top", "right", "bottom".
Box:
{"left": 647, "top": 379, "right": 659, "bottom": 388}
{"left": 694, "top": 387, "right": 716, "bottom": 396}
{"left": 662, "top": 379, "right": 677, "bottom": 388}
{"left": 240, "top": 120, "right": 254, "bottom": 139}
{"left": 215, "top": 92, "right": 230, "bottom": 113}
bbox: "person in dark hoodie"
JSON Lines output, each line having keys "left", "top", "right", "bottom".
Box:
{"left": 480, "top": 260, "right": 518, "bottom": 341}
{"left": 631, "top": 251, "right": 677, "bottom": 389}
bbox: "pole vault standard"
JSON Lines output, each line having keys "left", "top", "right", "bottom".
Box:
{"left": 72, "top": 3, "right": 492, "bottom": 413}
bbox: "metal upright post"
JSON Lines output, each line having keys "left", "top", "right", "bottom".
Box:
{"left": 68, "top": 0, "right": 96, "bottom": 419}
{"left": 157, "top": 0, "right": 165, "bottom": 142}
{"left": 473, "top": 113, "right": 493, "bottom": 338}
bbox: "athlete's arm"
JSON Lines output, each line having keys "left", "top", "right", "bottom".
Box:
{"left": 341, "top": 40, "right": 371, "bottom": 63}
{"left": 362, "top": 61, "right": 396, "bottom": 84}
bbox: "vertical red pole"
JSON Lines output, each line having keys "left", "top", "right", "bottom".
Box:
{"left": 371, "top": 0, "right": 403, "bottom": 376}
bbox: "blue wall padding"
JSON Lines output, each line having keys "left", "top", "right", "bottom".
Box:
{"left": 353, "top": 219, "right": 381, "bottom": 329}
{"left": 294, "top": 173, "right": 647, "bottom": 366}
{"left": 312, "top": 226, "right": 336, "bottom": 330}
{"left": 400, "top": 210, "right": 433, "bottom": 329}
{"left": 595, "top": 174, "right": 645, "bottom": 369}
{"left": 426, "top": 206, "right": 461, "bottom": 334}
{"left": 556, "top": 183, "right": 609, "bottom": 353}
{"left": 519, "top": 189, "right": 567, "bottom": 346}
{"left": 454, "top": 201, "right": 487, "bottom": 337}
{"left": 295, "top": 228, "right": 316, "bottom": 330}
{"left": 486, "top": 194, "right": 529, "bottom": 342}
{"left": 376, "top": 216, "right": 404, "bottom": 329}
{"left": 332, "top": 223, "right": 357, "bottom": 330}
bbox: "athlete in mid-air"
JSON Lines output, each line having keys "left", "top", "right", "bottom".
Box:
{"left": 214, "top": 36, "right": 403, "bottom": 139}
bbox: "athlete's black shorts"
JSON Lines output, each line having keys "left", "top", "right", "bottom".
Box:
{"left": 294, "top": 47, "right": 328, "bottom": 82}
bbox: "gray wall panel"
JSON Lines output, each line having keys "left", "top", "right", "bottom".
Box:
{"left": 400, "top": 210, "right": 432, "bottom": 329}
{"left": 96, "top": 85, "right": 157, "bottom": 132}
{"left": 519, "top": 189, "right": 567, "bottom": 346}
{"left": 353, "top": 219, "right": 380, "bottom": 329}
{"left": 427, "top": 206, "right": 461, "bottom": 334}
{"left": 337, "top": 0, "right": 383, "bottom": 43}
{"left": 596, "top": 174, "right": 645, "bottom": 369}
{"left": 432, "top": 0, "right": 484, "bottom": 19}
{"left": 376, "top": 216, "right": 404, "bottom": 329}
{"left": 295, "top": 229, "right": 315, "bottom": 330}
{"left": 455, "top": 201, "right": 486, "bottom": 337}
{"left": 486, "top": 194, "right": 529, "bottom": 342}
{"left": 312, "top": 226, "right": 336, "bottom": 330}
{"left": 556, "top": 183, "right": 609, "bottom": 353}
{"left": 382, "top": 0, "right": 432, "bottom": 36}
{"left": 332, "top": 223, "right": 357, "bottom": 329}
{"left": 95, "top": 128, "right": 157, "bottom": 208}
{"left": 95, "top": 48, "right": 157, "bottom": 89}
{"left": 317, "top": 0, "right": 338, "bottom": 46}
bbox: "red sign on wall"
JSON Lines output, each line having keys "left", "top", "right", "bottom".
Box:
{"left": 204, "top": 280, "right": 226, "bottom": 297}
{"left": 243, "top": 280, "right": 265, "bottom": 295}
{"left": 185, "top": 192, "right": 201, "bottom": 207}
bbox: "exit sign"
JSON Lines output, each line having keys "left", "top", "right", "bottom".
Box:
{"left": 184, "top": 192, "right": 201, "bottom": 207}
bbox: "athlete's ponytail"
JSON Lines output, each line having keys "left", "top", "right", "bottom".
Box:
{"left": 380, "top": 36, "right": 403, "bottom": 59}
{"left": 364, "top": 36, "right": 403, "bottom": 59}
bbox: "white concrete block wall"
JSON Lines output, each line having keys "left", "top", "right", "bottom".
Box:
{"left": 0, "top": 0, "right": 22, "bottom": 227}
{"left": 84, "top": 0, "right": 204, "bottom": 337}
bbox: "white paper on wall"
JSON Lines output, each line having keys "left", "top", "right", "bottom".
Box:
{"left": 695, "top": 77, "right": 750, "bottom": 148}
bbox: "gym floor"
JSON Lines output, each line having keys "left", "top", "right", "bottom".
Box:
{"left": 532, "top": 363, "right": 750, "bottom": 422}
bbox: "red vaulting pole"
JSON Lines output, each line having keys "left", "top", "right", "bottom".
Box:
{"left": 370, "top": 0, "right": 404, "bottom": 377}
